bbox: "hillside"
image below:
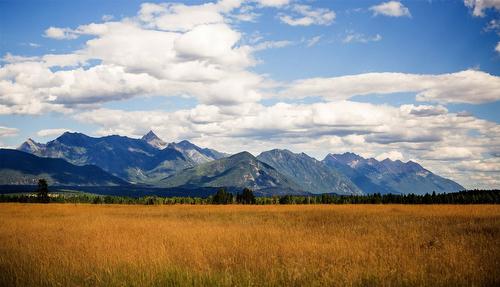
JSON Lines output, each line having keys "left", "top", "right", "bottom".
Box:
{"left": 0, "top": 149, "right": 127, "bottom": 186}
{"left": 18, "top": 131, "right": 227, "bottom": 183}
{"left": 323, "top": 153, "right": 464, "bottom": 194}
{"left": 159, "top": 152, "right": 305, "bottom": 195}
{"left": 257, "top": 149, "right": 362, "bottom": 195}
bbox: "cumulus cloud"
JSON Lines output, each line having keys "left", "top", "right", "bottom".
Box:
{"left": 1, "top": 2, "right": 274, "bottom": 113}
{"left": 75, "top": 101, "right": 493, "bottom": 153}
{"left": 44, "top": 23, "right": 110, "bottom": 40}
{"left": 253, "top": 40, "right": 292, "bottom": 51}
{"left": 473, "top": 6, "right": 500, "bottom": 54}
{"left": 279, "top": 4, "right": 335, "bottom": 26}
{"left": 0, "top": 126, "right": 18, "bottom": 137}
{"left": 254, "top": 0, "right": 290, "bottom": 7}
{"left": 231, "top": 5, "right": 260, "bottom": 22}
{"left": 401, "top": 104, "right": 448, "bottom": 117}
{"left": 306, "top": 35, "right": 322, "bottom": 47}
{"left": 423, "top": 147, "right": 475, "bottom": 161}
{"left": 36, "top": 128, "right": 71, "bottom": 137}
{"left": 370, "top": 1, "right": 411, "bottom": 17}
{"left": 73, "top": 100, "right": 499, "bottom": 188}
{"left": 44, "top": 27, "right": 79, "bottom": 39}
{"left": 1, "top": 53, "right": 40, "bottom": 63}
{"left": 138, "top": 2, "right": 224, "bottom": 32}
{"left": 283, "top": 70, "right": 500, "bottom": 104}
{"left": 485, "top": 19, "right": 500, "bottom": 31}
{"left": 5, "top": 2, "right": 498, "bottom": 116}
{"left": 375, "top": 151, "right": 404, "bottom": 161}
{"left": 464, "top": 0, "right": 500, "bottom": 17}
{"left": 343, "top": 32, "right": 382, "bottom": 44}
{"left": 102, "top": 14, "right": 114, "bottom": 21}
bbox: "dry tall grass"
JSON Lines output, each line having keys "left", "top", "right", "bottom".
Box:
{"left": 0, "top": 204, "right": 498, "bottom": 286}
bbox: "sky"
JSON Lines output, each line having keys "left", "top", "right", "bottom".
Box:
{"left": 0, "top": 0, "right": 499, "bottom": 188}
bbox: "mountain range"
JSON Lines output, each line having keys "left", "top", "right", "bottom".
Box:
{"left": 323, "top": 152, "right": 463, "bottom": 195}
{"left": 4, "top": 130, "right": 464, "bottom": 196}
{"left": 0, "top": 149, "right": 126, "bottom": 186}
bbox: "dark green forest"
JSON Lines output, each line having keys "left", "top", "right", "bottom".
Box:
{"left": 0, "top": 180, "right": 498, "bottom": 205}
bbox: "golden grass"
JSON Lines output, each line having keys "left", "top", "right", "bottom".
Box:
{"left": 0, "top": 204, "right": 498, "bottom": 286}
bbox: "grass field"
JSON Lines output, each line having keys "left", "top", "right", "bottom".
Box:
{"left": 0, "top": 204, "right": 498, "bottom": 286}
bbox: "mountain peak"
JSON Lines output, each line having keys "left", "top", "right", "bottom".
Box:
{"left": 231, "top": 151, "right": 254, "bottom": 158}
{"left": 18, "top": 138, "right": 45, "bottom": 153}
{"left": 261, "top": 149, "right": 316, "bottom": 162}
{"left": 141, "top": 130, "right": 167, "bottom": 149}
{"left": 54, "top": 132, "right": 93, "bottom": 147}
{"left": 141, "top": 130, "right": 160, "bottom": 141}
{"left": 26, "top": 138, "right": 37, "bottom": 144}
{"left": 167, "top": 140, "right": 228, "bottom": 164}
{"left": 325, "top": 152, "right": 364, "bottom": 163}
{"left": 176, "top": 140, "right": 196, "bottom": 149}
{"left": 57, "top": 131, "right": 87, "bottom": 140}
{"left": 257, "top": 149, "right": 362, "bottom": 195}
{"left": 262, "top": 148, "right": 293, "bottom": 155}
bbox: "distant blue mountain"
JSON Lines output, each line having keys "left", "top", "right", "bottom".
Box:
{"left": 159, "top": 151, "right": 306, "bottom": 196}
{"left": 18, "top": 131, "right": 227, "bottom": 183}
{"left": 257, "top": 149, "right": 362, "bottom": 195}
{"left": 167, "top": 139, "right": 228, "bottom": 164}
{"left": 15, "top": 131, "right": 464, "bottom": 195}
{"left": 323, "top": 152, "right": 464, "bottom": 194}
{"left": 0, "top": 149, "right": 126, "bottom": 186}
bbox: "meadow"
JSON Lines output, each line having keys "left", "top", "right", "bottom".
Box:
{"left": 0, "top": 204, "right": 498, "bottom": 286}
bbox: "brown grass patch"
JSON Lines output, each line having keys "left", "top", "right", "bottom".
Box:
{"left": 0, "top": 204, "right": 498, "bottom": 286}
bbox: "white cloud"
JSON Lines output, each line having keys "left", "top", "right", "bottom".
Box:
{"left": 253, "top": 40, "right": 292, "bottom": 51}
{"left": 283, "top": 70, "right": 500, "bottom": 104}
{"left": 423, "top": 147, "right": 474, "bottom": 161}
{"left": 1, "top": 53, "right": 39, "bottom": 63}
{"left": 400, "top": 104, "right": 448, "bottom": 117}
{"left": 1, "top": 2, "right": 268, "bottom": 112}
{"left": 43, "top": 23, "right": 110, "bottom": 40}
{"left": 343, "top": 32, "right": 382, "bottom": 44}
{"left": 0, "top": 126, "right": 18, "bottom": 137}
{"left": 44, "top": 27, "right": 79, "bottom": 40}
{"left": 138, "top": 2, "right": 225, "bottom": 32}
{"left": 36, "top": 128, "right": 71, "bottom": 137}
{"left": 370, "top": 1, "right": 411, "bottom": 17}
{"left": 28, "top": 42, "right": 41, "bottom": 48}
{"left": 485, "top": 19, "right": 500, "bottom": 31}
{"left": 306, "top": 35, "right": 322, "bottom": 47}
{"left": 73, "top": 100, "right": 499, "bottom": 188}
{"left": 464, "top": 0, "right": 500, "bottom": 17}
{"left": 254, "top": 0, "right": 290, "bottom": 7}
{"left": 102, "top": 14, "right": 114, "bottom": 21}
{"left": 473, "top": 6, "right": 500, "bottom": 54}
{"left": 375, "top": 151, "right": 404, "bottom": 161}
{"left": 174, "top": 24, "right": 241, "bottom": 61}
{"left": 12, "top": 1, "right": 495, "bottom": 116}
{"left": 279, "top": 4, "right": 335, "bottom": 26}
{"left": 231, "top": 5, "right": 260, "bottom": 22}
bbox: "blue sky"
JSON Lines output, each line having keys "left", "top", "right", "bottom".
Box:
{"left": 0, "top": 0, "right": 499, "bottom": 188}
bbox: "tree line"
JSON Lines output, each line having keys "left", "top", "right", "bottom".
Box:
{"left": 0, "top": 180, "right": 498, "bottom": 205}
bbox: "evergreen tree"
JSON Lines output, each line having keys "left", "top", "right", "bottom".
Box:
{"left": 36, "top": 179, "right": 49, "bottom": 203}
{"left": 212, "top": 188, "right": 233, "bottom": 204}
{"left": 236, "top": 188, "right": 256, "bottom": 204}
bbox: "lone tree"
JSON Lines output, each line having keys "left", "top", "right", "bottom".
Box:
{"left": 236, "top": 188, "right": 256, "bottom": 204}
{"left": 36, "top": 179, "right": 49, "bottom": 203}
{"left": 212, "top": 188, "right": 233, "bottom": 204}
